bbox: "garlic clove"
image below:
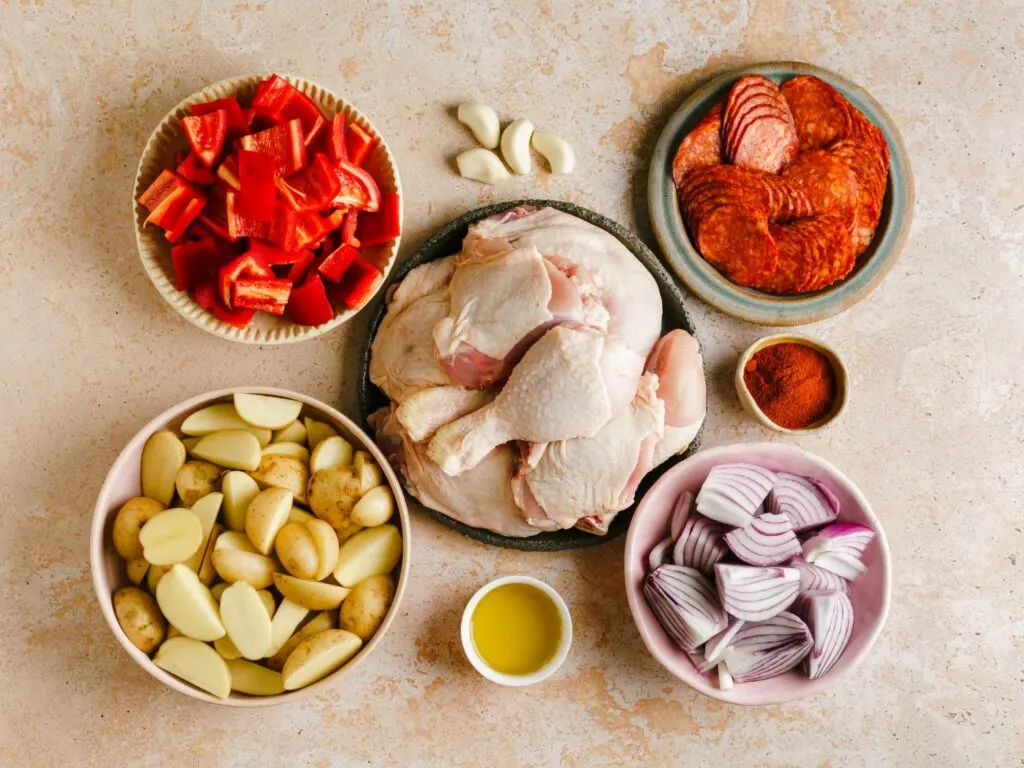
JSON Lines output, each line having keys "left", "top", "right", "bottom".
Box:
{"left": 532, "top": 131, "right": 575, "bottom": 175}
{"left": 457, "top": 103, "right": 501, "bottom": 149}
{"left": 500, "top": 118, "right": 534, "bottom": 175}
{"left": 456, "top": 148, "right": 511, "bottom": 185}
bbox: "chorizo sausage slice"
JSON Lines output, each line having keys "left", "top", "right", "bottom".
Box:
{"left": 672, "top": 101, "right": 723, "bottom": 187}
{"left": 780, "top": 76, "right": 853, "bottom": 151}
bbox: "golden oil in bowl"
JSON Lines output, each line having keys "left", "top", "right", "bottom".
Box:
{"left": 470, "top": 582, "right": 564, "bottom": 677}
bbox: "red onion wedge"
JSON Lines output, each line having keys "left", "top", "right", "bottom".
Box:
{"left": 718, "top": 611, "right": 813, "bottom": 683}
{"left": 717, "top": 662, "right": 734, "bottom": 690}
{"left": 794, "top": 591, "right": 854, "bottom": 679}
{"left": 647, "top": 538, "right": 674, "bottom": 571}
{"left": 811, "top": 551, "right": 866, "bottom": 580}
{"left": 790, "top": 557, "right": 851, "bottom": 595}
{"left": 669, "top": 491, "right": 693, "bottom": 540}
{"left": 803, "top": 523, "right": 875, "bottom": 581}
{"left": 643, "top": 565, "right": 728, "bottom": 652}
{"left": 695, "top": 464, "right": 777, "bottom": 528}
{"left": 725, "top": 512, "right": 801, "bottom": 566}
{"left": 672, "top": 515, "right": 728, "bottom": 575}
{"left": 715, "top": 564, "right": 800, "bottom": 621}
{"left": 703, "top": 617, "right": 745, "bottom": 665}
{"left": 769, "top": 472, "right": 840, "bottom": 531}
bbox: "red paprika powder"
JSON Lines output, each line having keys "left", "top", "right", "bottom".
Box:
{"left": 743, "top": 342, "right": 837, "bottom": 430}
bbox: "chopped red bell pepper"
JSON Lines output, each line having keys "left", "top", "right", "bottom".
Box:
{"left": 321, "top": 209, "right": 347, "bottom": 232}
{"left": 346, "top": 122, "right": 377, "bottom": 167}
{"left": 197, "top": 189, "right": 239, "bottom": 242}
{"left": 225, "top": 191, "right": 273, "bottom": 240}
{"left": 326, "top": 115, "right": 348, "bottom": 164}
{"left": 233, "top": 276, "right": 292, "bottom": 314}
{"left": 237, "top": 149, "right": 277, "bottom": 220}
{"left": 245, "top": 105, "right": 285, "bottom": 131}
{"left": 276, "top": 153, "right": 342, "bottom": 211}
{"left": 331, "top": 161, "right": 381, "bottom": 211}
{"left": 192, "top": 97, "right": 247, "bottom": 136}
{"left": 334, "top": 257, "right": 382, "bottom": 309}
{"left": 193, "top": 280, "right": 217, "bottom": 309}
{"left": 137, "top": 170, "right": 207, "bottom": 235}
{"left": 251, "top": 75, "right": 326, "bottom": 147}
{"left": 218, "top": 252, "right": 273, "bottom": 307}
{"left": 216, "top": 154, "right": 241, "bottom": 191}
{"left": 239, "top": 119, "right": 306, "bottom": 178}
{"left": 286, "top": 249, "right": 316, "bottom": 283}
{"left": 318, "top": 242, "right": 359, "bottom": 283}
{"left": 170, "top": 237, "right": 226, "bottom": 291}
{"left": 293, "top": 211, "right": 329, "bottom": 250}
{"left": 354, "top": 192, "right": 401, "bottom": 246}
{"left": 247, "top": 240, "right": 311, "bottom": 267}
{"left": 181, "top": 110, "right": 227, "bottom": 168}
{"left": 177, "top": 153, "right": 217, "bottom": 186}
{"left": 211, "top": 302, "right": 255, "bottom": 328}
{"left": 287, "top": 274, "right": 335, "bottom": 326}
{"left": 341, "top": 211, "right": 360, "bottom": 248}
{"left": 270, "top": 207, "right": 299, "bottom": 251}
{"left": 164, "top": 194, "right": 208, "bottom": 242}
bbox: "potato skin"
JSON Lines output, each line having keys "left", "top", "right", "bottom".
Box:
{"left": 175, "top": 461, "right": 222, "bottom": 507}
{"left": 113, "top": 497, "right": 166, "bottom": 561}
{"left": 340, "top": 574, "right": 396, "bottom": 640}
{"left": 274, "top": 522, "right": 319, "bottom": 580}
{"left": 113, "top": 586, "right": 167, "bottom": 654}
{"left": 251, "top": 455, "right": 309, "bottom": 504}
{"left": 308, "top": 467, "right": 362, "bottom": 528}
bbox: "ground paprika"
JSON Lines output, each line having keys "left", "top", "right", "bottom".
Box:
{"left": 743, "top": 342, "right": 837, "bottom": 430}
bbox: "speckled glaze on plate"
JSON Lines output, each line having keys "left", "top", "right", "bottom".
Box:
{"left": 133, "top": 73, "right": 402, "bottom": 345}
{"left": 648, "top": 61, "right": 914, "bottom": 326}
{"left": 358, "top": 199, "right": 704, "bottom": 551}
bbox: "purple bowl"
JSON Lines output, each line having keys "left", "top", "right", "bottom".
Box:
{"left": 624, "top": 442, "right": 891, "bottom": 705}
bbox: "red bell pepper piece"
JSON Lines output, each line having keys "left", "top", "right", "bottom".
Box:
{"left": 287, "top": 274, "right": 335, "bottom": 326}
{"left": 215, "top": 154, "right": 241, "bottom": 191}
{"left": 192, "top": 97, "right": 247, "bottom": 136}
{"left": 247, "top": 241, "right": 311, "bottom": 267}
{"left": 218, "top": 252, "right": 273, "bottom": 307}
{"left": 164, "top": 194, "right": 208, "bottom": 242}
{"left": 193, "top": 280, "right": 217, "bottom": 309}
{"left": 276, "top": 153, "right": 342, "bottom": 211}
{"left": 270, "top": 207, "right": 299, "bottom": 251}
{"left": 197, "top": 189, "right": 239, "bottom": 242}
{"left": 138, "top": 170, "right": 207, "bottom": 235}
{"left": 331, "top": 161, "right": 381, "bottom": 211}
{"left": 170, "top": 237, "right": 228, "bottom": 291}
{"left": 326, "top": 115, "right": 348, "bottom": 164}
{"left": 239, "top": 119, "right": 306, "bottom": 178}
{"left": 318, "top": 243, "right": 359, "bottom": 283}
{"left": 286, "top": 249, "right": 316, "bottom": 284}
{"left": 139, "top": 169, "right": 182, "bottom": 209}
{"left": 321, "top": 209, "right": 347, "bottom": 232}
{"left": 233, "top": 276, "right": 292, "bottom": 314}
{"left": 346, "top": 122, "right": 377, "bottom": 167}
{"left": 245, "top": 105, "right": 285, "bottom": 131}
{"left": 225, "top": 191, "right": 273, "bottom": 240}
{"left": 181, "top": 110, "right": 227, "bottom": 168}
{"left": 211, "top": 303, "right": 255, "bottom": 328}
{"left": 252, "top": 75, "right": 326, "bottom": 147}
{"left": 237, "top": 150, "right": 277, "bottom": 220}
{"left": 177, "top": 153, "right": 217, "bottom": 186}
{"left": 341, "top": 211, "right": 360, "bottom": 248}
{"left": 293, "top": 211, "right": 329, "bottom": 250}
{"left": 334, "top": 257, "right": 382, "bottom": 309}
{"left": 354, "top": 192, "right": 401, "bottom": 246}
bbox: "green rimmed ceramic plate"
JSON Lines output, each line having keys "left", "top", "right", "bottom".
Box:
{"left": 358, "top": 199, "right": 704, "bottom": 551}
{"left": 648, "top": 61, "right": 914, "bottom": 326}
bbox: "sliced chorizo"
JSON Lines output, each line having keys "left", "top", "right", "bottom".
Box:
{"left": 672, "top": 101, "right": 723, "bottom": 186}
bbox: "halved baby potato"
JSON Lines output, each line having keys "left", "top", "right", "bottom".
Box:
{"left": 287, "top": 506, "right": 315, "bottom": 525}
{"left": 281, "top": 629, "right": 362, "bottom": 690}
{"left": 154, "top": 636, "right": 231, "bottom": 699}
{"left": 234, "top": 393, "right": 303, "bottom": 430}
{"left": 139, "top": 508, "right": 204, "bottom": 566}
{"left": 211, "top": 547, "right": 279, "bottom": 589}
{"left": 175, "top": 462, "right": 222, "bottom": 508}
{"left": 304, "top": 418, "right": 338, "bottom": 451}
{"left": 266, "top": 610, "right": 335, "bottom": 671}
{"left": 249, "top": 455, "right": 309, "bottom": 504}
{"left": 221, "top": 471, "right": 260, "bottom": 532}
{"left": 155, "top": 564, "right": 225, "bottom": 641}
{"left": 275, "top": 519, "right": 339, "bottom": 581}
{"left": 125, "top": 558, "right": 150, "bottom": 586}
{"left": 264, "top": 598, "right": 310, "bottom": 658}
{"left": 227, "top": 659, "right": 285, "bottom": 696}
{"left": 353, "top": 451, "right": 384, "bottom": 494}
{"left": 246, "top": 487, "right": 293, "bottom": 555}
{"left": 220, "top": 582, "right": 273, "bottom": 660}
{"left": 141, "top": 431, "right": 187, "bottom": 506}
{"left": 113, "top": 586, "right": 166, "bottom": 653}
{"left": 183, "top": 492, "right": 223, "bottom": 572}
{"left": 273, "top": 420, "right": 307, "bottom": 445}
{"left": 113, "top": 497, "right": 166, "bottom": 561}
{"left": 308, "top": 466, "right": 362, "bottom": 529}
{"left": 273, "top": 573, "right": 350, "bottom": 611}
{"left": 351, "top": 486, "right": 394, "bottom": 528}
{"left": 192, "top": 430, "right": 262, "bottom": 471}
{"left": 333, "top": 524, "right": 403, "bottom": 588}
{"left": 309, "top": 435, "right": 353, "bottom": 474}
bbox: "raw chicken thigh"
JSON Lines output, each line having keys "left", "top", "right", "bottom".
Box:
{"left": 368, "top": 206, "right": 706, "bottom": 538}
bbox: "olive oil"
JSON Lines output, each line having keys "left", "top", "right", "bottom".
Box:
{"left": 471, "top": 582, "right": 562, "bottom": 676}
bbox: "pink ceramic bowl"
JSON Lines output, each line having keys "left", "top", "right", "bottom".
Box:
{"left": 90, "top": 386, "right": 411, "bottom": 706}
{"left": 624, "top": 442, "right": 890, "bottom": 705}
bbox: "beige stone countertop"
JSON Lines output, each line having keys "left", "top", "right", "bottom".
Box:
{"left": 1, "top": 1, "right": 1020, "bottom": 766}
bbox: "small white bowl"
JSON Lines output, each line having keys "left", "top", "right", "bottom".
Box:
{"left": 460, "top": 576, "right": 572, "bottom": 686}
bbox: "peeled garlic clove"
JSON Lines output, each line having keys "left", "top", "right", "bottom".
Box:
{"left": 500, "top": 118, "right": 534, "bottom": 175}
{"left": 456, "top": 148, "right": 511, "bottom": 185}
{"left": 457, "top": 103, "right": 500, "bottom": 149}
{"left": 532, "top": 131, "right": 575, "bottom": 175}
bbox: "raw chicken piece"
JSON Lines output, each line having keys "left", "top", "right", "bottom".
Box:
{"left": 512, "top": 374, "right": 665, "bottom": 532}
{"left": 468, "top": 207, "right": 663, "bottom": 359}
{"left": 644, "top": 330, "right": 707, "bottom": 465}
{"left": 371, "top": 407, "right": 539, "bottom": 537}
{"left": 387, "top": 255, "right": 457, "bottom": 314}
{"left": 370, "top": 290, "right": 452, "bottom": 403}
{"left": 395, "top": 386, "right": 495, "bottom": 442}
{"left": 433, "top": 244, "right": 586, "bottom": 389}
{"left": 428, "top": 325, "right": 644, "bottom": 477}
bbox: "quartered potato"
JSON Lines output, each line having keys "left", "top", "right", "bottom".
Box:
{"left": 192, "top": 430, "right": 262, "bottom": 471}
{"left": 351, "top": 486, "right": 395, "bottom": 528}
{"left": 155, "top": 564, "right": 225, "bottom": 641}
{"left": 287, "top": 506, "right": 315, "bottom": 525}
{"left": 273, "top": 420, "right": 307, "bottom": 445}
{"left": 125, "top": 558, "right": 150, "bottom": 586}
{"left": 281, "top": 629, "right": 362, "bottom": 690}
{"left": 139, "top": 508, "right": 204, "bottom": 566}
{"left": 141, "top": 431, "right": 186, "bottom": 506}
{"left": 262, "top": 442, "right": 310, "bottom": 463}
{"left": 333, "top": 525, "right": 403, "bottom": 588}
{"left": 249, "top": 455, "right": 309, "bottom": 504}
{"left": 214, "top": 634, "right": 242, "bottom": 660}
{"left": 340, "top": 574, "right": 396, "bottom": 641}
{"left": 181, "top": 404, "right": 273, "bottom": 446}
{"left": 304, "top": 418, "right": 338, "bottom": 451}
{"left": 220, "top": 582, "right": 273, "bottom": 660}
{"left": 264, "top": 599, "right": 310, "bottom": 658}
{"left": 245, "top": 487, "right": 293, "bottom": 555}
{"left": 212, "top": 537, "right": 279, "bottom": 589}
{"left": 308, "top": 466, "right": 362, "bottom": 529}
{"left": 306, "top": 519, "right": 340, "bottom": 581}
{"left": 113, "top": 497, "right": 165, "bottom": 561}
{"left": 113, "top": 586, "right": 166, "bottom": 653}
{"left": 227, "top": 659, "right": 285, "bottom": 696}
{"left": 275, "top": 519, "right": 339, "bottom": 581}
{"left": 175, "top": 462, "right": 222, "bottom": 508}
{"left": 272, "top": 573, "right": 350, "bottom": 611}
{"left": 353, "top": 451, "right": 384, "bottom": 493}
{"left": 154, "top": 637, "right": 231, "bottom": 699}
{"left": 266, "top": 610, "right": 335, "bottom": 671}
{"left": 234, "top": 393, "right": 303, "bottom": 430}
{"left": 183, "top": 493, "right": 223, "bottom": 572}
{"left": 221, "top": 471, "right": 260, "bottom": 532}
{"left": 309, "top": 435, "right": 353, "bottom": 474}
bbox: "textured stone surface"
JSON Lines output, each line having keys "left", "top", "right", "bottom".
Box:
{"left": 0, "top": 2, "right": 1020, "bottom": 766}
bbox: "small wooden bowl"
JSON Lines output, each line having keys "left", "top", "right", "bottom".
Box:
{"left": 735, "top": 334, "right": 848, "bottom": 433}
